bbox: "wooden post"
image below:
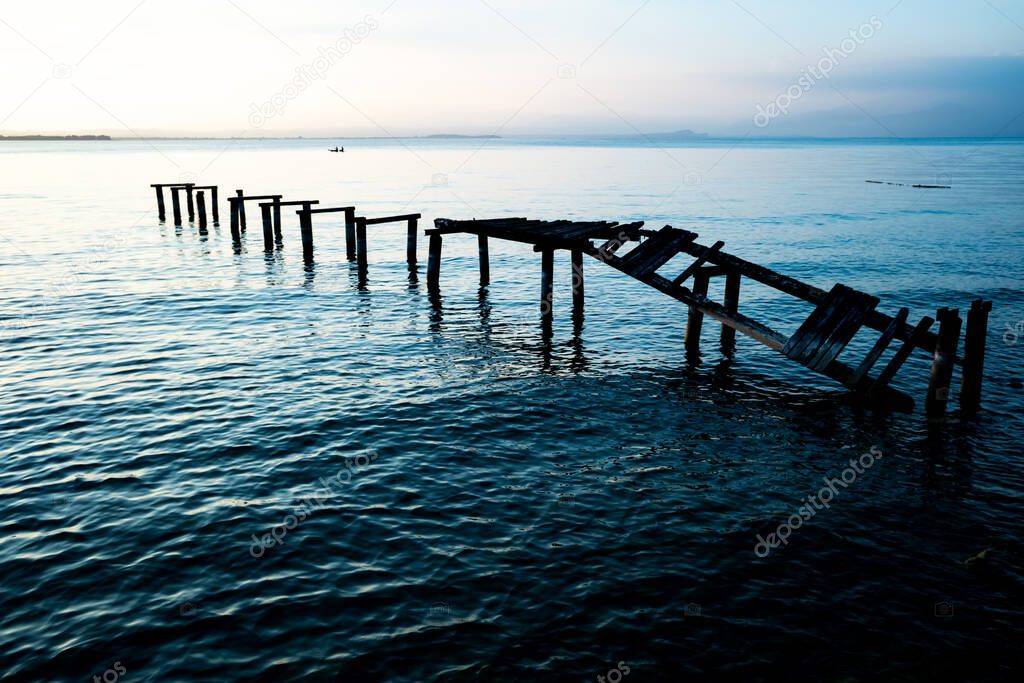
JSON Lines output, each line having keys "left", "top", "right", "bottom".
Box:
{"left": 229, "top": 198, "right": 240, "bottom": 238}
{"left": 272, "top": 199, "right": 283, "bottom": 239}
{"left": 427, "top": 234, "right": 443, "bottom": 289}
{"left": 926, "top": 307, "right": 962, "bottom": 417}
{"left": 571, "top": 248, "right": 584, "bottom": 314}
{"left": 685, "top": 269, "right": 711, "bottom": 356}
{"left": 356, "top": 217, "right": 368, "bottom": 274}
{"left": 721, "top": 269, "right": 741, "bottom": 354}
{"left": 298, "top": 209, "right": 314, "bottom": 260}
{"left": 185, "top": 186, "right": 195, "bottom": 222}
{"left": 171, "top": 188, "right": 182, "bottom": 226}
{"left": 344, "top": 209, "right": 356, "bottom": 261}
{"left": 407, "top": 217, "right": 418, "bottom": 268}
{"left": 196, "top": 191, "right": 207, "bottom": 231}
{"left": 540, "top": 248, "right": 554, "bottom": 326}
{"left": 210, "top": 186, "right": 220, "bottom": 224}
{"left": 154, "top": 186, "right": 166, "bottom": 221}
{"left": 479, "top": 234, "right": 491, "bottom": 287}
{"left": 960, "top": 299, "right": 991, "bottom": 416}
{"left": 261, "top": 203, "right": 274, "bottom": 251}
{"left": 235, "top": 190, "right": 246, "bottom": 230}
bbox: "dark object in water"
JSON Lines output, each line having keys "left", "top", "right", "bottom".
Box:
{"left": 866, "top": 180, "right": 951, "bottom": 189}
{"left": 329, "top": 146, "right": 344, "bottom": 152}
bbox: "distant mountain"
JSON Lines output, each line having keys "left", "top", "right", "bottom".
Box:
{"left": 424, "top": 134, "right": 501, "bottom": 139}
{"left": 642, "top": 129, "right": 708, "bottom": 139}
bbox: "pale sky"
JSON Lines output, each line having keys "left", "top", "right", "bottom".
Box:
{"left": 1, "top": 0, "right": 1023, "bottom": 137}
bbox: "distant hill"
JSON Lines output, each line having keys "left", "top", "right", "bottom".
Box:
{"left": 642, "top": 129, "right": 708, "bottom": 139}
{"left": 0, "top": 134, "right": 111, "bottom": 141}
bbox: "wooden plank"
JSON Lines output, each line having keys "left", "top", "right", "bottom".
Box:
{"left": 362, "top": 212, "right": 422, "bottom": 225}
{"left": 848, "top": 308, "right": 908, "bottom": 388}
{"left": 307, "top": 205, "right": 353, "bottom": 214}
{"left": 633, "top": 232, "right": 697, "bottom": 278}
{"left": 620, "top": 227, "right": 675, "bottom": 272}
{"left": 671, "top": 240, "right": 724, "bottom": 287}
{"left": 783, "top": 285, "right": 849, "bottom": 362}
{"left": 721, "top": 270, "right": 741, "bottom": 353}
{"left": 807, "top": 291, "right": 877, "bottom": 372}
{"left": 685, "top": 269, "right": 711, "bottom": 355}
{"left": 871, "top": 315, "right": 935, "bottom": 391}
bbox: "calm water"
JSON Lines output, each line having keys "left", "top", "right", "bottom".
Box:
{"left": 1, "top": 137, "right": 1023, "bottom": 682}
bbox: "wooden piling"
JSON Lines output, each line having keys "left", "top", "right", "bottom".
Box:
{"left": 926, "top": 307, "right": 962, "bottom": 417}
{"left": 229, "top": 198, "right": 240, "bottom": 239}
{"left": 960, "top": 299, "right": 991, "bottom": 416}
{"left": 427, "top": 234, "right": 443, "bottom": 289}
{"left": 479, "top": 235, "right": 491, "bottom": 287}
{"left": 571, "top": 248, "right": 584, "bottom": 314}
{"left": 345, "top": 209, "right": 356, "bottom": 261}
{"left": 356, "top": 217, "right": 368, "bottom": 274}
{"left": 407, "top": 217, "right": 418, "bottom": 268}
{"left": 235, "top": 190, "right": 246, "bottom": 230}
{"left": 685, "top": 269, "right": 711, "bottom": 355}
{"left": 185, "top": 186, "right": 195, "bottom": 222}
{"left": 261, "top": 203, "right": 274, "bottom": 251}
{"left": 298, "top": 209, "right": 314, "bottom": 259}
{"left": 540, "top": 248, "right": 554, "bottom": 325}
{"left": 272, "top": 199, "right": 282, "bottom": 239}
{"left": 154, "top": 186, "right": 166, "bottom": 221}
{"left": 171, "top": 188, "right": 182, "bottom": 226}
{"left": 210, "top": 187, "right": 220, "bottom": 224}
{"left": 721, "top": 269, "right": 741, "bottom": 353}
{"left": 196, "top": 191, "right": 207, "bottom": 230}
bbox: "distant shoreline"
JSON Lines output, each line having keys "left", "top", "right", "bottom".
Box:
{"left": 0, "top": 135, "right": 112, "bottom": 141}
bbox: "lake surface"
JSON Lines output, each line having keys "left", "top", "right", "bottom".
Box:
{"left": 1, "top": 137, "right": 1023, "bottom": 681}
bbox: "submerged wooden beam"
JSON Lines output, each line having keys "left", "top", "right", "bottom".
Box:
{"left": 427, "top": 233, "right": 443, "bottom": 289}
{"left": 170, "top": 188, "right": 182, "bottom": 226}
{"left": 153, "top": 185, "right": 166, "bottom": 221}
{"left": 960, "top": 299, "right": 992, "bottom": 416}
{"left": 540, "top": 248, "right": 554, "bottom": 325}
{"left": 196, "top": 191, "right": 207, "bottom": 231}
{"left": 685, "top": 268, "right": 711, "bottom": 356}
{"left": 926, "top": 308, "right": 962, "bottom": 416}
{"left": 721, "top": 269, "right": 741, "bottom": 354}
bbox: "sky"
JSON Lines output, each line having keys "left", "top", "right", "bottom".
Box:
{"left": 1, "top": 0, "right": 1023, "bottom": 138}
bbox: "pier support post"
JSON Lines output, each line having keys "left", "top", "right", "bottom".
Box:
{"left": 345, "top": 209, "right": 356, "bottom": 261}
{"left": 210, "top": 187, "right": 220, "bottom": 224}
{"left": 540, "top": 248, "right": 554, "bottom": 326}
{"left": 571, "top": 248, "right": 584, "bottom": 315}
{"left": 427, "top": 234, "right": 443, "bottom": 289}
{"left": 235, "top": 190, "right": 246, "bottom": 230}
{"left": 185, "top": 186, "right": 195, "bottom": 222}
{"left": 196, "top": 191, "right": 207, "bottom": 231}
{"left": 261, "top": 203, "right": 274, "bottom": 251}
{"left": 926, "top": 307, "right": 962, "bottom": 417}
{"left": 356, "top": 217, "right": 368, "bottom": 275}
{"left": 960, "top": 299, "right": 991, "bottom": 416}
{"left": 272, "top": 199, "right": 283, "bottom": 239}
{"left": 298, "top": 209, "right": 314, "bottom": 260}
{"left": 685, "top": 269, "right": 711, "bottom": 356}
{"left": 407, "top": 217, "right": 418, "bottom": 269}
{"left": 154, "top": 186, "right": 166, "bottom": 221}
{"left": 479, "top": 235, "right": 490, "bottom": 287}
{"left": 171, "top": 188, "right": 182, "bottom": 226}
{"left": 721, "top": 269, "right": 741, "bottom": 354}
{"left": 229, "top": 198, "right": 240, "bottom": 239}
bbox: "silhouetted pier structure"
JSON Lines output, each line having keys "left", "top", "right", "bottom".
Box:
{"left": 148, "top": 184, "right": 991, "bottom": 417}
{"left": 427, "top": 217, "right": 992, "bottom": 417}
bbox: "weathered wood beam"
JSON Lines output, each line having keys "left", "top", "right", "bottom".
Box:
{"left": 926, "top": 308, "right": 962, "bottom": 416}
{"left": 960, "top": 299, "right": 992, "bottom": 416}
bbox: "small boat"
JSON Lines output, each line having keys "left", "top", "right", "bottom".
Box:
{"left": 329, "top": 146, "right": 345, "bottom": 153}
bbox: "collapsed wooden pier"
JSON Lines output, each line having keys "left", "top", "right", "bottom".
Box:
{"left": 426, "top": 217, "right": 991, "bottom": 416}
{"left": 149, "top": 183, "right": 991, "bottom": 417}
